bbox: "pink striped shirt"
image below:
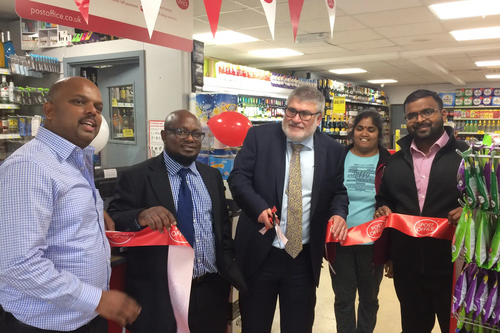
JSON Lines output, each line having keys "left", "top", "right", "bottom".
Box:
{"left": 410, "top": 130, "right": 449, "bottom": 211}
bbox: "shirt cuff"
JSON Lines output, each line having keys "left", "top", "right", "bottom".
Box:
{"left": 72, "top": 284, "right": 103, "bottom": 314}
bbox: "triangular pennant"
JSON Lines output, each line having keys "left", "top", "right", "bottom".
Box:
{"left": 204, "top": 0, "right": 223, "bottom": 38}
{"left": 73, "top": 0, "right": 90, "bottom": 24}
{"left": 261, "top": 0, "right": 277, "bottom": 40}
{"left": 140, "top": 0, "right": 162, "bottom": 39}
{"left": 325, "top": 0, "right": 336, "bottom": 38}
{"left": 288, "top": 0, "right": 304, "bottom": 42}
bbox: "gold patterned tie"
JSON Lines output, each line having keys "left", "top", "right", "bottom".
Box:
{"left": 285, "top": 143, "right": 304, "bottom": 258}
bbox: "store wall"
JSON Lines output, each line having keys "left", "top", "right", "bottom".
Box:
{"left": 35, "top": 39, "right": 192, "bottom": 121}
{"left": 384, "top": 82, "right": 498, "bottom": 104}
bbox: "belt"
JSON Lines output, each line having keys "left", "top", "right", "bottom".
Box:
{"left": 4, "top": 312, "right": 104, "bottom": 332}
{"left": 192, "top": 273, "right": 210, "bottom": 283}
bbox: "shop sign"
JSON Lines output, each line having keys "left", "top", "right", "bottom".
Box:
{"left": 15, "top": 0, "right": 193, "bottom": 52}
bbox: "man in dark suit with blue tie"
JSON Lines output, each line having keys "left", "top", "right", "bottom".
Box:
{"left": 108, "top": 110, "right": 246, "bottom": 333}
{"left": 228, "top": 86, "right": 349, "bottom": 333}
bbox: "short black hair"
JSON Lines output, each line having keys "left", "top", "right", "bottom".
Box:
{"left": 347, "top": 109, "right": 384, "bottom": 144}
{"left": 403, "top": 89, "right": 443, "bottom": 110}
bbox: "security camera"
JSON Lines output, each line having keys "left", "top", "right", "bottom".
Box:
{"left": 380, "top": 83, "right": 385, "bottom": 88}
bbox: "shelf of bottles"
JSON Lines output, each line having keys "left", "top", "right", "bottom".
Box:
{"left": 317, "top": 79, "right": 389, "bottom": 106}
{"left": 452, "top": 107, "right": 500, "bottom": 139}
{"left": 110, "top": 85, "right": 135, "bottom": 141}
{"left": 237, "top": 95, "right": 286, "bottom": 124}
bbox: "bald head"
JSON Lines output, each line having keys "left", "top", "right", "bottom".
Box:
{"left": 47, "top": 76, "right": 98, "bottom": 103}
{"left": 164, "top": 110, "right": 201, "bottom": 130}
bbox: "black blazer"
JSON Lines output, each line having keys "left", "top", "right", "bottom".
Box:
{"left": 107, "top": 154, "right": 246, "bottom": 333}
{"left": 228, "top": 123, "right": 348, "bottom": 286}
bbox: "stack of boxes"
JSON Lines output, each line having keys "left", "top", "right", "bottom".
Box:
{"left": 455, "top": 88, "right": 500, "bottom": 106}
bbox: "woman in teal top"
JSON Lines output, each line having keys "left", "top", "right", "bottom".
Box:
{"left": 328, "top": 110, "right": 391, "bottom": 333}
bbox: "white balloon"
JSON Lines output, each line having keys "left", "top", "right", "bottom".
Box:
{"left": 90, "top": 117, "right": 110, "bottom": 154}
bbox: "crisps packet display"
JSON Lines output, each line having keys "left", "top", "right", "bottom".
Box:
{"left": 490, "top": 152, "right": 499, "bottom": 215}
{"left": 453, "top": 204, "right": 472, "bottom": 262}
{"left": 473, "top": 274, "right": 490, "bottom": 321}
{"left": 466, "top": 208, "right": 477, "bottom": 264}
{"left": 475, "top": 156, "right": 490, "bottom": 211}
{"left": 466, "top": 270, "right": 482, "bottom": 313}
{"left": 454, "top": 265, "right": 470, "bottom": 313}
{"left": 483, "top": 273, "right": 498, "bottom": 325}
{"left": 486, "top": 215, "right": 500, "bottom": 270}
{"left": 476, "top": 210, "right": 493, "bottom": 267}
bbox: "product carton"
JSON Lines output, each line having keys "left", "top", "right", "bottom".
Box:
{"left": 455, "top": 97, "right": 464, "bottom": 106}
{"left": 455, "top": 89, "right": 465, "bottom": 97}
{"left": 473, "top": 97, "right": 483, "bottom": 106}
{"left": 209, "top": 156, "right": 234, "bottom": 180}
{"left": 464, "top": 88, "right": 474, "bottom": 97}
{"left": 483, "top": 88, "right": 494, "bottom": 97}
{"left": 493, "top": 96, "right": 500, "bottom": 106}
{"left": 439, "top": 93, "right": 455, "bottom": 107}
{"left": 473, "top": 88, "right": 484, "bottom": 97}
{"left": 464, "top": 97, "right": 473, "bottom": 106}
{"left": 483, "top": 96, "right": 493, "bottom": 106}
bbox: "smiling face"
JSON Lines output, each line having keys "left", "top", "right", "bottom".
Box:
{"left": 161, "top": 110, "right": 202, "bottom": 166}
{"left": 405, "top": 96, "right": 446, "bottom": 142}
{"left": 353, "top": 117, "right": 379, "bottom": 153}
{"left": 282, "top": 97, "right": 322, "bottom": 142}
{"left": 43, "top": 77, "right": 103, "bottom": 149}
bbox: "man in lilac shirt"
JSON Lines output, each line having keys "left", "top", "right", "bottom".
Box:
{"left": 374, "top": 89, "right": 468, "bottom": 333}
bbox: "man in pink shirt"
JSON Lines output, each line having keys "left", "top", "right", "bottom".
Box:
{"left": 374, "top": 89, "right": 468, "bottom": 333}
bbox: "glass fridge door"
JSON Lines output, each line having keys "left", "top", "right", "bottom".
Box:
{"left": 109, "top": 85, "right": 135, "bottom": 143}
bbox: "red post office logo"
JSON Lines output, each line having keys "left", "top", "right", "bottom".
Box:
{"left": 327, "top": 0, "right": 335, "bottom": 9}
{"left": 177, "top": 0, "right": 189, "bottom": 10}
{"left": 107, "top": 232, "right": 135, "bottom": 245}
{"left": 169, "top": 228, "right": 189, "bottom": 245}
{"left": 366, "top": 220, "right": 385, "bottom": 239}
{"left": 264, "top": 0, "right": 273, "bottom": 3}
{"left": 414, "top": 219, "right": 438, "bottom": 237}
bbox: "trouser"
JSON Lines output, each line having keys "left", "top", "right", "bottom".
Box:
{"left": 393, "top": 264, "right": 454, "bottom": 333}
{"left": 239, "top": 244, "right": 316, "bottom": 333}
{"left": 3, "top": 311, "right": 108, "bottom": 333}
{"left": 329, "top": 243, "right": 384, "bottom": 333}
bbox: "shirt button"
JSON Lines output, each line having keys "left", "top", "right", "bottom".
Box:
{"left": 422, "top": 195, "right": 425, "bottom": 198}
{"left": 422, "top": 175, "right": 425, "bottom": 178}
{"left": 81, "top": 167, "right": 84, "bottom": 170}
{"left": 197, "top": 259, "right": 201, "bottom": 263}
{"left": 193, "top": 219, "right": 196, "bottom": 223}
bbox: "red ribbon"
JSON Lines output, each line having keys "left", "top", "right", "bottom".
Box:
{"left": 106, "top": 226, "right": 190, "bottom": 247}
{"left": 325, "top": 213, "right": 454, "bottom": 245}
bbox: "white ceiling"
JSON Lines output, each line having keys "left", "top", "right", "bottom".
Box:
{"left": 1, "top": 0, "right": 499, "bottom": 86}
{"left": 193, "top": 0, "right": 500, "bottom": 86}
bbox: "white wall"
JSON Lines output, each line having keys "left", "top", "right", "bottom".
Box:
{"left": 384, "top": 82, "right": 499, "bottom": 105}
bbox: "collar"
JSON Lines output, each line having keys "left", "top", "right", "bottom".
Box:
{"left": 410, "top": 129, "right": 449, "bottom": 155}
{"left": 36, "top": 127, "right": 95, "bottom": 160}
{"left": 163, "top": 150, "right": 198, "bottom": 176}
{"left": 398, "top": 126, "right": 455, "bottom": 153}
{"left": 286, "top": 133, "right": 314, "bottom": 150}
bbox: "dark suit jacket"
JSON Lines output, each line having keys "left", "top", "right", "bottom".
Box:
{"left": 107, "top": 154, "right": 246, "bottom": 333}
{"left": 228, "top": 123, "right": 348, "bottom": 286}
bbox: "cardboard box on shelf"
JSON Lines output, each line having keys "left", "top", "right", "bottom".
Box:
{"left": 455, "top": 97, "right": 464, "bottom": 106}
{"left": 455, "top": 88, "right": 465, "bottom": 97}
{"left": 464, "top": 97, "right": 473, "bottom": 106}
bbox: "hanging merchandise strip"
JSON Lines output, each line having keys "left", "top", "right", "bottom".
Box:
{"left": 451, "top": 142, "right": 500, "bottom": 332}
{"left": 106, "top": 227, "right": 193, "bottom": 333}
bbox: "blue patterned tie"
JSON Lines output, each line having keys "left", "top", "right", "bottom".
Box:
{"left": 177, "top": 168, "right": 194, "bottom": 247}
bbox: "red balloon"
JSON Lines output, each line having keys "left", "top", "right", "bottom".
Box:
{"left": 208, "top": 112, "right": 252, "bottom": 147}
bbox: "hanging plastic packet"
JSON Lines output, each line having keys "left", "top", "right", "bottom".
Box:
{"left": 476, "top": 210, "right": 493, "bottom": 267}
{"left": 486, "top": 215, "right": 500, "bottom": 269}
{"left": 491, "top": 151, "right": 499, "bottom": 215}
{"left": 453, "top": 204, "right": 471, "bottom": 262}
{"left": 473, "top": 273, "right": 489, "bottom": 321}
{"left": 465, "top": 208, "right": 477, "bottom": 264}
{"left": 458, "top": 158, "right": 466, "bottom": 192}
{"left": 465, "top": 270, "right": 481, "bottom": 313}
{"left": 483, "top": 273, "right": 498, "bottom": 325}
{"left": 464, "top": 151, "right": 478, "bottom": 209}
{"left": 475, "top": 155, "right": 490, "bottom": 211}
{"left": 453, "top": 264, "right": 469, "bottom": 313}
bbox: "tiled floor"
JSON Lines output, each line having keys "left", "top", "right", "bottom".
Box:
{"left": 271, "top": 260, "right": 441, "bottom": 332}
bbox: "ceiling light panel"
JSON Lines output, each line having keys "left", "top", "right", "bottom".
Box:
{"left": 329, "top": 68, "right": 367, "bottom": 74}
{"left": 486, "top": 74, "right": 500, "bottom": 79}
{"left": 450, "top": 26, "right": 500, "bottom": 41}
{"left": 367, "top": 79, "right": 398, "bottom": 83}
{"left": 476, "top": 60, "right": 500, "bottom": 67}
{"left": 429, "top": 0, "right": 500, "bottom": 20}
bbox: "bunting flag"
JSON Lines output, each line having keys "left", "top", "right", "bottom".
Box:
{"left": 325, "top": 0, "right": 336, "bottom": 38}
{"left": 204, "top": 0, "right": 223, "bottom": 38}
{"left": 106, "top": 226, "right": 194, "bottom": 333}
{"left": 73, "top": 0, "right": 89, "bottom": 24}
{"left": 140, "top": 0, "right": 162, "bottom": 38}
{"left": 288, "top": 0, "right": 304, "bottom": 42}
{"left": 260, "top": 0, "right": 277, "bottom": 40}
{"left": 325, "top": 213, "right": 454, "bottom": 245}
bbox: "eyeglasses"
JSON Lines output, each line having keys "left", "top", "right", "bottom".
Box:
{"left": 404, "top": 108, "right": 439, "bottom": 121}
{"left": 285, "top": 107, "right": 321, "bottom": 121}
{"left": 165, "top": 128, "right": 205, "bottom": 141}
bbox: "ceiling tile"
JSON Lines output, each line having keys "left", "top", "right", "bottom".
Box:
{"left": 354, "top": 7, "right": 438, "bottom": 28}
{"left": 299, "top": 16, "right": 367, "bottom": 34}
{"left": 193, "top": 18, "right": 211, "bottom": 35}
{"left": 374, "top": 22, "right": 444, "bottom": 38}
{"left": 225, "top": 41, "right": 276, "bottom": 52}
{"left": 354, "top": 46, "right": 406, "bottom": 54}
{"left": 339, "top": 39, "right": 396, "bottom": 50}
{"left": 402, "top": 41, "right": 461, "bottom": 50}
{"left": 339, "top": 0, "right": 422, "bottom": 15}
{"left": 218, "top": 9, "right": 269, "bottom": 30}
{"left": 275, "top": 2, "right": 348, "bottom": 23}
{"left": 390, "top": 33, "right": 455, "bottom": 46}
{"left": 291, "top": 44, "right": 349, "bottom": 55}
{"left": 327, "top": 29, "right": 383, "bottom": 44}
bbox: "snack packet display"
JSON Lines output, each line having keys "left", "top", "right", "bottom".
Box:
{"left": 476, "top": 211, "right": 493, "bottom": 267}
{"left": 475, "top": 157, "right": 490, "bottom": 211}
{"left": 466, "top": 209, "right": 477, "bottom": 264}
{"left": 490, "top": 153, "right": 499, "bottom": 215}
{"left": 454, "top": 265, "right": 469, "bottom": 313}
{"left": 486, "top": 215, "right": 500, "bottom": 269}
{"left": 473, "top": 274, "right": 489, "bottom": 321}
{"left": 466, "top": 270, "right": 482, "bottom": 314}
{"left": 453, "top": 204, "right": 471, "bottom": 262}
{"left": 482, "top": 273, "right": 498, "bottom": 325}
